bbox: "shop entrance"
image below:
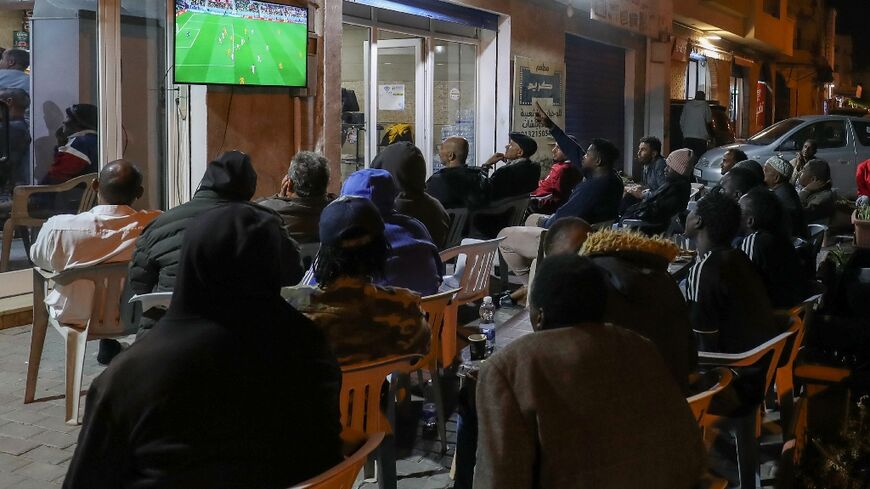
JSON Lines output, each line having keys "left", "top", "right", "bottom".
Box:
{"left": 373, "top": 36, "right": 427, "bottom": 165}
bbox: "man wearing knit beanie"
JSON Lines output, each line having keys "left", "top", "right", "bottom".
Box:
{"left": 620, "top": 148, "right": 693, "bottom": 234}
{"left": 665, "top": 148, "right": 694, "bottom": 177}
{"left": 763, "top": 156, "right": 808, "bottom": 238}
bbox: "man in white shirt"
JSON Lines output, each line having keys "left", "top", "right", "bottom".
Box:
{"left": 679, "top": 90, "right": 712, "bottom": 164}
{"left": 30, "top": 159, "right": 160, "bottom": 364}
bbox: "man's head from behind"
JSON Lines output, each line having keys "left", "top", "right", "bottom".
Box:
{"left": 543, "top": 217, "right": 591, "bottom": 256}
{"left": 95, "top": 159, "right": 144, "bottom": 206}
{"left": 529, "top": 254, "right": 606, "bottom": 331}
{"left": 739, "top": 187, "right": 784, "bottom": 235}
{"left": 0, "top": 49, "right": 29, "bottom": 71}
{"left": 583, "top": 138, "right": 619, "bottom": 170}
{"left": 695, "top": 90, "right": 706, "bottom": 101}
{"left": 439, "top": 137, "right": 469, "bottom": 167}
{"left": 720, "top": 166, "right": 763, "bottom": 202}
{"left": 314, "top": 196, "right": 389, "bottom": 287}
{"left": 636, "top": 136, "right": 662, "bottom": 165}
{"left": 288, "top": 151, "right": 330, "bottom": 199}
{"left": 685, "top": 192, "right": 741, "bottom": 247}
{"left": 0, "top": 88, "right": 29, "bottom": 119}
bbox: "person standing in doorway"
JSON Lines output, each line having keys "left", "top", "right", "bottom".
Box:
{"left": 679, "top": 91, "right": 712, "bottom": 163}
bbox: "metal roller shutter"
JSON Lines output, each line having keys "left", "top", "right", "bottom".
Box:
{"left": 564, "top": 34, "right": 625, "bottom": 170}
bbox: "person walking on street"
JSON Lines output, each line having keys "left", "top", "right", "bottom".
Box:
{"left": 679, "top": 91, "right": 712, "bottom": 163}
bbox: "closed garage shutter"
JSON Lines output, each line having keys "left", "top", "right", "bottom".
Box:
{"left": 564, "top": 34, "right": 625, "bottom": 170}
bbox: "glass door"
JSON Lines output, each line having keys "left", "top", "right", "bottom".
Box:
{"left": 370, "top": 35, "right": 426, "bottom": 169}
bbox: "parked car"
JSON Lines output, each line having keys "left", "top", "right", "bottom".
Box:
{"left": 669, "top": 100, "right": 736, "bottom": 151}
{"left": 693, "top": 115, "right": 870, "bottom": 197}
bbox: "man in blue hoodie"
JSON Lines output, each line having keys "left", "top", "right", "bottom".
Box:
{"left": 333, "top": 168, "right": 443, "bottom": 296}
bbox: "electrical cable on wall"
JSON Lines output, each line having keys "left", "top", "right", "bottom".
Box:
{"left": 215, "top": 88, "right": 234, "bottom": 158}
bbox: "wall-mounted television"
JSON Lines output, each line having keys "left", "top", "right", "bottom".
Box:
{"left": 173, "top": 0, "right": 308, "bottom": 88}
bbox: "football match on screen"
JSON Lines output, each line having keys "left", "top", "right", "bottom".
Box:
{"left": 174, "top": 0, "right": 308, "bottom": 88}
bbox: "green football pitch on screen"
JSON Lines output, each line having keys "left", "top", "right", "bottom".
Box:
{"left": 174, "top": 11, "right": 307, "bottom": 87}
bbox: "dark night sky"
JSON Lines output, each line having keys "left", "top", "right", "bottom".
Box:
{"left": 828, "top": 0, "right": 870, "bottom": 70}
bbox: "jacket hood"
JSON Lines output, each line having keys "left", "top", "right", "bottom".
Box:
{"left": 371, "top": 142, "right": 427, "bottom": 194}
{"left": 340, "top": 168, "right": 397, "bottom": 215}
{"left": 197, "top": 150, "right": 258, "bottom": 201}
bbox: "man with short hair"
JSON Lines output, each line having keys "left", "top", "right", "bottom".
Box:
{"left": 625, "top": 136, "right": 667, "bottom": 200}
{"left": 735, "top": 159, "right": 765, "bottom": 183}
{"left": 256, "top": 151, "right": 332, "bottom": 243}
{"left": 529, "top": 135, "right": 582, "bottom": 214}
{"left": 475, "top": 254, "right": 704, "bottom": 489}
{"left": 30, "top": 160, "right": 160, "bottom": 364}
{"left": 0, "top": 48, "right": 29, "bottom": 92}
{"left": 684, "top": 193, "right": 777, "bottom": 353}
{"left": 764, "top": 155, "right": 808, "bottom": 238}
{"left": 798, "top": 158, "right": 836, "bottom": 224}
{"left": 426, "top": 136, "right": 489, "bottom": 210}
{"left": 738, "top": 187, "right": 805, "bottom": 308}
{"left": 679, "top": 91, "right": 712, "bottom": 161}
{"left": 720, "top": 148, "right": 748, "bottom": 175}
{"left": 124, "top": 151, "right": 303, "bottom": 334}
{"left": 790, "top": 139, "right": 817, "bottom": 185}
{"left": 42, "top": 104, "right": 99, "bottom": 185}
{"left": 0, "top": 87, "right": 31, "bottom": 188}
{"left": 719, "top": 166, "right": 763, "bottom": 202}
{"left": 482, "top": 132, "right": 541, "bottom": 201}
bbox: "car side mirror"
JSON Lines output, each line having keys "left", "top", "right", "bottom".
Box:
{"left": 778, "top": 140, "right": 798, "bottom": 152}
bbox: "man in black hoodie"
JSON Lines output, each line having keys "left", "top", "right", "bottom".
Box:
{"left": 122, "top": 151, "right": 303, "bottom": 335}
{"left": 482, "top": 132, "right": 541, "bottom": 201}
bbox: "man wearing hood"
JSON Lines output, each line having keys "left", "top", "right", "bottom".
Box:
{"left": 335, "top": 168, "right": 443, "bottom": 295}
{"left": 123, "top": 151, "right": 303, "bottom": 334}
{"left": 482, "top": 133, "right": 541, "bottom": 201}
{"left": 372, "top": 142, "right": 450, "bottom": 249}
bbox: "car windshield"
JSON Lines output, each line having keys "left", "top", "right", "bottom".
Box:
{"left": 746, "top": 119, "right": 805, "bottom": 145}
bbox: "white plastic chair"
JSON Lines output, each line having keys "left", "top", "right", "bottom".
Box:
{"left": 129, "top": 292, "right": 173, "bottom": 312}
{"left": 438, "top": 237, "right": 504, "bottom": 366}
{"left": 25, "top": 262, "right": 129, "bottom": 424}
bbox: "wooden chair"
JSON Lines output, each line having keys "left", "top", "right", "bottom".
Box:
{"left": 340, "top": 354, "right": 422, "bottom": 489}
{"left": 443, "top": 208, "right": 468, "bottom": 249}
{"left": 290, "top": 431, "right": 386, "bottom": 489}
{"left": 439, "top": 237, "right": 504, "bottom": 366}
{"left": 25, "top": 262, "right": 129, "bottom": 424}
{"left": 417, "top": 288, "right": 460, "bottom": 454}
{"left": 1, "top": 173, "right": 98, "bottom": 272}
{"left": 697, "top": 330, "right": 794, "bottom": 489}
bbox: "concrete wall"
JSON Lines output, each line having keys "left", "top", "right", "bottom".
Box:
{"left": 0, "top": 10, "right": 25, "bottom": 51}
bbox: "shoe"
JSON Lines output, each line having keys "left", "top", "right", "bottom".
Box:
{"left": 96, "top": 339, "right": 123, "bottom": 366}
{"left": 498, "top": 293, "right": 516, "bottom": 308}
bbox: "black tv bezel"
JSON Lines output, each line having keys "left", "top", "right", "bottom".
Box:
{"left": 171, "top": 0, "right": 310, "bottom": 89}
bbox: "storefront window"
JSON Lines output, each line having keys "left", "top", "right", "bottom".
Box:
{"left": 433, "top": 41, "right": 476, "bottom": 170}
{"left": 340, "top": 23, "right": 369, "bottom": 181}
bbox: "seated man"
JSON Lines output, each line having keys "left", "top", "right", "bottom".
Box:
{"left": 256, "top": 151, "right": 332, "bottom": 243}
{"left": 684, "top": 192, "right": 777, "bottom": 354}
{"left": 582, "top": 229, "right": 696, "bottom": 393}
{"left": 718, "top": 166, "right": 764, "bottom": 202}
{"left": 64, "top": 203, "right": 342, "bottom": 489}
{"left": 790, "top": 139, "right": 817, "bottom": 185}
{"left": 497, "top": 139, "right": 623, "bottom": 285}
{"left": 338, "top": 169, "right": 443, "bottom": 295}
{"left": 623, "top": 136, "right": 668, "bottom": 205}
{"left": 529, "top": 135, "right": 582, "bottom": 214}
{"left": 620, "top": 148, "right": 693, "bottom": 234}
{"left": 719, "top": 148, "right": 748, "bottom": 175}
{"left": 373, "top": 142, "right": 450, "bottom": 248}
{"left": 734, "top": 159, "right": 765, "bottom": 184}
{"left": 738, "top": 187, "right": 805, "bottom": 309}
{"left": 124, "top": 151, "right": 303, "bottom": 334}
{"left": 764, "top": 155, "right": 808, "bottom": 239}
{"left": 0, "top": 88, "right": 31, "bottom": 189}
{"left": 798, "top": 158, "right": 836, "bottom": 224}
{"left": 481, "top": 132, "right": 541, "bottom": 201}
{"left": 426, "top": 136, "right": 489, "bottom": 210}
{"left": 284, "top": 196, "right": 430, "bottom": 365}
{"left": 41, "top": 104, "right": 98, "bottom": 185}
{"left": 30, "top": 160, "right": 160, "bottom": 364}
{"left": 475, "top": 254, "right": 704, "bottom": 489}
{"left": 857, "top": 157, "right": 870, "bottom": 206}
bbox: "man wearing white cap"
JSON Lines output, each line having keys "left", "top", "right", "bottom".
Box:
{"left": 763, "top": 156, "right": 808, "bottom": 238}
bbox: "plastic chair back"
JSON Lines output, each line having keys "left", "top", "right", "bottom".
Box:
{"left": 807, "top": 224, "right": 827, "bottom": 255}
{"left": 444, "top": 208, "right": 468, "bottom": 249}
{"left": 687, "top": 367, "right": 733, "bottom": 425}
{"left": 339, "top": 354, "right": 422, "bottom": 435}
{"left": 419, "top": 289, "right": 459, "bottom": 371}
{"left": 39, "top": 262, "right": 129, "bottom": 336}
{"left": 469, "top": 194, "right": 529, "bottom": 238}
{"left": 439, "top": 237, "right": 504, "bottom": 305}
{"left": 290, "top": 431, "right": 385, "bottom": 489}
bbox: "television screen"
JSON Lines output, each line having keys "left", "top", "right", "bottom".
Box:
{"left": 174, "top": 0, "right": 308, "bottom": 88}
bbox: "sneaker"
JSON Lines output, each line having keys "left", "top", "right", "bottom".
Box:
{"left": 96, "top": 339, "right": 123, "bottom": 366}
{"left": 498, "top": 293, "right": 516, "bottom": 308}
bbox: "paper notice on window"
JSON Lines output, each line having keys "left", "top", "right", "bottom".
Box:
{"left": 378, "top": 84, "right": 405, "bottom": 111}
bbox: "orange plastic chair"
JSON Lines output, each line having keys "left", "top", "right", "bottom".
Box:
{"left": 687, "top": 367, "right": 734, "bottom": 428}
{"left": 697, "top": 330, "right": 794, "bottom": 489}
{"left": 290, "top": 431, "right": 385, "bottom": 489}
{"left": 417, "top": 288, "right": 459, "bottom": 454}
{"left": 25, "top": 262, "right": 129, "bottom": 424}
{"left": 339, "top": 354, "right": 422, "bottom": 489}
{"left": 438, "top": 237, "right": 504, "bottom": 366}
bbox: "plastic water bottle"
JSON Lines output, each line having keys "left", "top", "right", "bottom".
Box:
{"left": 479, "top": 296, "right": 496, "bottom": 355}
{"left": 422, "top": 402, "right": 438, "bottom": 437}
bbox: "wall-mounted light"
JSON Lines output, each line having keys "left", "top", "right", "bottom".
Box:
{"left": 434, "top": 45, "right": 445, "bottom": 54}
{"left": 705, "top": 35, "right": 721, "bottom": 41}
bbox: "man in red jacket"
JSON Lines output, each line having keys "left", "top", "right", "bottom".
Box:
{"left": 857, "top": 158, "right": 870, "bottom": 206}
{"left": 530, "top": 135, "right": 582, "bottom": 214}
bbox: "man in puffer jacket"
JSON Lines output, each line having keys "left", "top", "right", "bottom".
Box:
{"left": 122, "top": 151, "right": 303, "bottom": 334}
